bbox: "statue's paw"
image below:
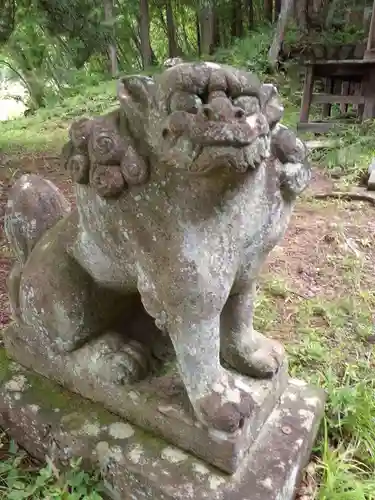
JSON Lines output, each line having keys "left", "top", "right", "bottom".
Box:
{"left": 279, "top": 161, "right": 312, "bottom": 199}
{"left": 85, "top": 335, "right": 151, "bottom": 385}
{"left": 222, "top": 332, "right": 285, "bottom": 378}
{"left": 106, "top": 340, "right": 150, "bottom": 384}
{"left": 196, "top": 377, "right": 254, "bottom": 433}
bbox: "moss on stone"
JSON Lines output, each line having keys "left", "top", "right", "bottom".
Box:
{"left": 0, "top": 359, "right": 118, "bottom": 428}
{"left": 25, "top": 374, "right": 116, "bottom": 424}
{"left": 0, "top": 348, "right": 12, "bottom": 383}
{"left": 24, "top": 370, "right": 87, "bottom": 412}
{"left": 61, "top": 411, "right": 92, "bottom": 431}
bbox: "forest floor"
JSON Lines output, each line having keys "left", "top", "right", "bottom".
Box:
{"left": 1, "top": 74, "right": 375, "bottom": 497}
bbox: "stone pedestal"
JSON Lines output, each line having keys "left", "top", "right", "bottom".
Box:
{"left": 0, "top": 340, "right": 325, "bottom": 500}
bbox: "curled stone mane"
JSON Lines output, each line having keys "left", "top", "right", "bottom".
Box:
{"left": 62, "top": 109, "right": 149, "bottom": 199}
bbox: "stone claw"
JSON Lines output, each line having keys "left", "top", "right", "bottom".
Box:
{"left": 196, "top": 378, "right": 254, "bottom": 433}
{"left": 83, "top": 334, "right": 151, "bottom": 385}
{"left": 222, "top": 332, "right": 285, "bottom": 379}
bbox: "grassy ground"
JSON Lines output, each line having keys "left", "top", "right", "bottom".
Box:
{"left": 0, "top": 81, "right": 118, "bottom": 154}
{"left": 259, "top": 192, "right": 375, "bottom": 499}
{"left": 1, "top": 67, "right": 375, "bottom": 499}
{"left": 0, "top": 435, "right": 104, "bottom": 499}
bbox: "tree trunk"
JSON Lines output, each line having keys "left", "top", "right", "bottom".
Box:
{"left": 231, "top": 0, "right": 244, "bottom": 38}
{"left": 199, "top": 2, "right": 214, "bottom": 55}
{"left": 166, "top": 0, "right": 181, "bottom": 57}
{"left": 294, "top": 0, "right": 308, "bottom": 31}
{"left": 264, "top": 0, "right": 273, "bottom": 23}
{"left": 275, "top": 0, "right": 281, "bottom": 21}
{"left": 139, "top": 0, "right": 152, "bottom": 68}
{"left": 213, "top": 8, "right": 221, "bottom": 48}
{"left": 268, "top": 0, "right": 294, "bottom": 68}
{"left": 103, "top": 0, "right": 118, "bottom": 77}
{"left": 196, "top": 12, "right": 201, "bottom": 56}
{"left": 246, "top": 0, "right": 254, "bottom": 29}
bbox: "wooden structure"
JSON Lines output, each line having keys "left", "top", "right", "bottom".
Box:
{"left": 297, "top": 0, "right": 375, "bottom": 133}
{"left": 298, "top": 60, "right": 375, "bottom": 132}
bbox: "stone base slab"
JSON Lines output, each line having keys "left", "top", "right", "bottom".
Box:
{"left": 0, "top": 350, "right": 325, "bottom": 500}
{"left": 4, "top": 323, "right": 289, "bottom": 473}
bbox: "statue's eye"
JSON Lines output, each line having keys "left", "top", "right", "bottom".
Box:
{"left": 232, "top": 96, "right": 260, "bottom": 116}
{"left": 169, "top": 92, "right": 203, "bottom": 115}
{"left": 162, "top": 127, "right": 170, "bottom": 139}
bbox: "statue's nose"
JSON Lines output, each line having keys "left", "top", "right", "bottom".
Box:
{"left": 202, "top": 101, "right": 246, "bottom": 122}
{"left": 202, "top": 104, "right": 216, "bottom": 121}
{"left": 246, "top": 113, "right": 269, "bottom": 136}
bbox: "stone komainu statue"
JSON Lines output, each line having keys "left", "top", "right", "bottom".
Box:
{"left": 5, "top": 62, "right": 310, "bottom": 434}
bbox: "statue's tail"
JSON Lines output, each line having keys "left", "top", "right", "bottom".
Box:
{"left": 4, "top": 174, "right": 71, "bottom": 265}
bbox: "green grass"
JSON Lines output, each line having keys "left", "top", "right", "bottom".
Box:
{"left": 256, "top": 265, "right": 375, "bottom": 499}
{"left": 0, "top": 81, "right": 118, "bottom": 154}
{"left": 0, "top": 437, "right": 105, "bottom": 499}
{"left": 308, "top": 121, "right": 375, "bottom": 187}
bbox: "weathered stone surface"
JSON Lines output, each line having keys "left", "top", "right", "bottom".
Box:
{"left": 4, "top": 174, "right": 72, "bottom": 320}
{"left": 164, "top": 57, "right": 184, "bottom": 68}
{"left": 368, "top": 158, "right": 375, "bottom": 176}
{"left": 0, "top": 353, "right": 325, "bottom": 500}
{"left": 3, "top": 322, "right": 288, "bottom": 474}
{"left": 368, "top": 169, "right": 375, "bottom": 191}
{"left": 4, "top": 61, "right": 312, "bottom": 469}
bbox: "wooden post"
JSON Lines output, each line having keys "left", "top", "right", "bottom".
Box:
{"left": 299, "top": 65, "right": 314, "bottom": 123}
{"left": 357, "top": 82, "right": 364, "bottom": 119}
{"left": 322, "top": 78, "right": 333, "bottom": 117}
{"left": 340, "top": 81, "right": 350, "bottom": 114}
{"left": 364, "top": 0, "right": 375, "bottom": 60}
{"left": 362, "top": 65, "right": 375, "bottom": 119}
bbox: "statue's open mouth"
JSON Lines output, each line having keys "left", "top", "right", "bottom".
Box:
{"left": 163, "top": 112, "right": 269, "bottom": 174}
{"left": 164, "top": 111, "right": 270, "bottom": 175}
{"left": 188, "top": 136, "right": 270, "bottom": 175}
{"left": 166, "top": 111, "right": 268, "bottom": 146}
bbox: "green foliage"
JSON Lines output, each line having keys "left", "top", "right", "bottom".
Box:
{"left": 259, "top": 243, "right": 375, "bottom": 497}
{"left": 0, "top": 0, "right": 280, "bottom": 112}
{"left": 0, "top": 0, "right": 15, "bottom": 44}
{"left": 214, "top": 25, "right": 273, "bottom": 75}
{"left": 317, "top": 427, "right": 375, "bottom": 500}
{"left": 323, "top": 26, "right": 366, "bottom": 45}
{"left": 309, "top": 121, "right": 375, "bottom": 185}
{"left": 0, "top": 79, "right": 117, "bottom": 152}
{"left": 150, "top": 4, "right": 197, "bottom": 62}
{"left": 286, "top": 291, "right": 375, "bottom": 495}
{"left": 0, "top": 437, "right": 104, "bottom": 499}
{"left": 285, "top": 24, "right": 366, "bottom": 49}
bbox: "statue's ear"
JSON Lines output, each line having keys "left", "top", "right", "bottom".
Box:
{"left": 117, "top": 75, "right": 155, "bottom": 114}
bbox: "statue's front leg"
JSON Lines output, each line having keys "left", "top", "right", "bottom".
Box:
{"left": 166, "top": 314, "right": 254, "bottom": 433}
{"left": 221, "top": 282, "right": 285, "bottom": 378}
{"left": 138, "top": 267, "right": 254, "bottom": 432}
